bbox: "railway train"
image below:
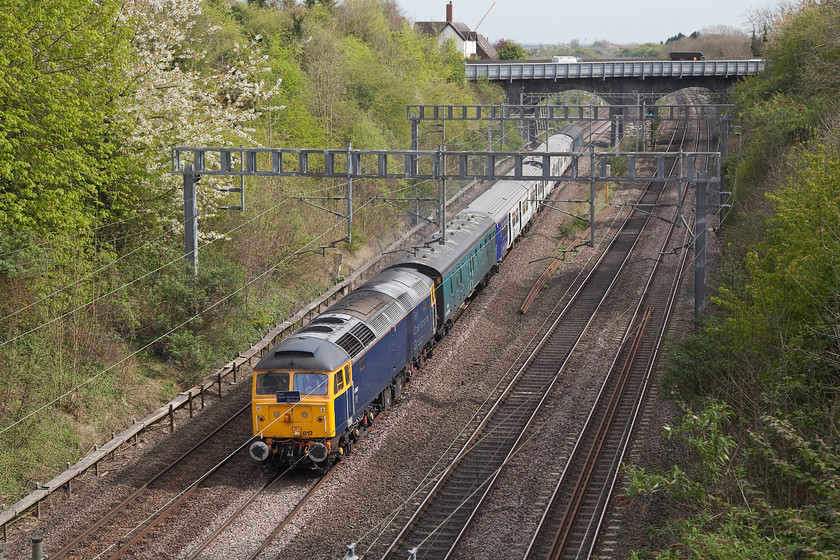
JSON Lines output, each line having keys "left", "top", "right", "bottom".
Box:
{"left": 249, "top": 125, "right": 585, "bottom": 471}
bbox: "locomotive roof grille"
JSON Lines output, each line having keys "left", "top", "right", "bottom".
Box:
{"left": 312, "top": 316, "right": 346, "bottom": 324}
{"left": 336, "top": 332, "right": 364, "bottom": 358}
{"left": 335, "top": 322, "right": 376, "bottom": 358}
{"left": 350, "top": 322, "right": 376, "bottom": 345}
{"left": 397, "top": 292, "right": 416, "bottom": 313}
{"left": 412, "top": 280, "right": 428, "bottom": 298}
{"left": 298, "top": 324, "right": 333, "bottom": 334}
{"left": 382, "top": 303, "right": 404, "bottom": 324}
{"left": 369, "top": 314, "right": 391, "bottom": 335}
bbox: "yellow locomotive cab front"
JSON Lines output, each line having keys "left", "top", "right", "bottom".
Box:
{"left": 252, "top": 369, "right": 340, "bottom": 440}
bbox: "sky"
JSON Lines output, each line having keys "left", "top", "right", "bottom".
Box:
{"left": 396, "top": 0, "right": 775, "bottom": 46}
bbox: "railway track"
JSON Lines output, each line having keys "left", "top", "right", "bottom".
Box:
{"left": 49, "top": 403, "right": 253, "bottom": 560}
{"left": 180, "top": 467, "right": 329, "bottom": 560}
{"left": 10, "top": 113, "right": 704, "bottom": 560}
{"left": 380, "top": 142, "right": 679, "bottom": 560}
{"left": 184, "top": 120, "right": 617, "bottom": 560}
{"left": 525, "top": 92, "right": 714, "bottom": 560}
{"left": 15, "top": 121, "right": 602, "bottom": 560}
{"left": 379, "top": 97, "right": 714, "bottom": 560}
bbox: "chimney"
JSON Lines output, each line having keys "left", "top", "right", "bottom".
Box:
{"left": 446, "top": 2, "right": 453, "bottom": 22}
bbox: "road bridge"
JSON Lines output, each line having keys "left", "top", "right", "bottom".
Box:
{"left": 465, "top": 59, "right": 764, "bottom": 101}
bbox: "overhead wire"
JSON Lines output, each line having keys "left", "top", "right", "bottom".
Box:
{"left": 0, "top": 179, "right": 345, "bottom": 347}
{"left": 0, "top": 218, "right": 187, "bottom": 323}
{"left": 358, "top": 112, "right": 714, "bottom": 556}
{"left": 0, "top": 185, "right": 382, "bottom": 435}
{"left": 352, "top": 123, "right": 617, "bottom": 552}
{"left": 355, "top": 201, "right": 626, "bottom": 557}
{"left": 0, "top": 208, "right": 160, "bottom": 260}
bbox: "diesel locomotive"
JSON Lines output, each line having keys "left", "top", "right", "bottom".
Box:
{"left": 249, "top": 125, "right": 585, "bottom": 471}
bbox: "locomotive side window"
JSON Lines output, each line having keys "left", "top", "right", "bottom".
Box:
{"left": 294, "top": 373, "right": 328, "bottom": 396}
{"left": 334, "top": 369, "right": 345, "bottom": 393}
{"left": 256, "top": 371, "right": 290, "bottom": 395}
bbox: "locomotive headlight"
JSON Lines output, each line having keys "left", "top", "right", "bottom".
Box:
{"left": 301, "top": 411, "right": 308, "bottom": 419}
{"left": 273, "top": 411, "right": 280, "bottom": 418}
{"left": 293, "top": 427, "right": 300, "bottom": 435}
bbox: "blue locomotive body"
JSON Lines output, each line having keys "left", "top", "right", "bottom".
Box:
{"left": 250, "top": 267, "right": 435, "bottom": 470}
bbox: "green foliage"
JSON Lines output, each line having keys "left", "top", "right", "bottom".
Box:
{"left": 0, "top": 0, "right": 135, "bottom": 236}
{"left": 630, "top": 4, "right": 840, "bottom": 558}
{"left": 496, "top": 39, "right": 526, "bottom": 60}
{"left": 0, "top": 0, "right": 489, "bottom": 508}
{"left": 0, "top": 226, "right": 47, "bottom": 277}
{"left": 628, "top": 406, "right": 840, "bottom": 559}
{"left": 616, "top": 43, "right": 666, "bottom": 59}
{"left": 469, "top": 76, "right": 505, "bottom": 104}
{"left": 760, "top": 3, "right": 840, "bottom": 102}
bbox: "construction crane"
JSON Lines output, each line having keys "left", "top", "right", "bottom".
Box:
{"left": 473, "top": 1, "right": 495, "bottom": 32}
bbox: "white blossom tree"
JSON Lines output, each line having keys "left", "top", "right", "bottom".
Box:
{"left": 119, "top": 0, "right": 278, "bottom": 235}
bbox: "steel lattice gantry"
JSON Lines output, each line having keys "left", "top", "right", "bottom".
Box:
{"left": 406, "top": 103, "right": 733, "bottom": 123}
{"left": 172, "top": 146, "right": 719, "bottom": 184}
{"left": 172, "top": 145, "right": 720, "bottom": 317}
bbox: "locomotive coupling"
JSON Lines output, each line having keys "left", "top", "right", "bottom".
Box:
{"left": 249, "top": 440, "right": 270, "bottom": 462}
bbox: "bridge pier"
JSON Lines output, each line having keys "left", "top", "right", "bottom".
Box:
{"left": 503, "top": 74, "right": 735, "bottom": 149}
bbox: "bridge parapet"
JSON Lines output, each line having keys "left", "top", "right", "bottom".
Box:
{"left": 465, "top": 59, "right": 765, "bottom": 81}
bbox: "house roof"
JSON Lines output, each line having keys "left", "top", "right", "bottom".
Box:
{"left": 414, "top": 20, "right": 497, "bottom": 59}
{"left": 414, "top": 21, "right": 449, "bottom": 36}
{"left": 474, "top": 33, "right": 497, "bottom": 58}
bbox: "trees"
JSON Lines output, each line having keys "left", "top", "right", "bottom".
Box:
{"left": 495, "top": 38, "right": 526, "bottom": 60}
{"left": 628, "top": 2, "right": 840, "bottom": 557}
{"left": 0, "top": 0, "right": 133, "bottom": 237}
{"left": 0, "top": 0, "right": 487, "bottom": 507}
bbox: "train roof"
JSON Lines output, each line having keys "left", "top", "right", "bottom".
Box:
{"left": 255, "top": 334, "right": 350, "bottom": 372}
{"left": 255, "top": 268, "right": 433, "bottom": 371}
{"left": 397, "top": 211, "right": 495, "bottom": 278}
{"left": 557, "top": 124, "right": 584, "bottom": 142}
{"left": 464, "top": 178, "right": 533, "bottom": 221}
{"left": 324, "top": 267, "right": 432, "bottom": 328}
{"left": 531, "top": 129, "right": 581, "bottom": 152}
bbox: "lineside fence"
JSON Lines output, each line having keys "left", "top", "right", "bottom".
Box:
{"left": 0, "top": 154, "right": 514, "bottom": 543}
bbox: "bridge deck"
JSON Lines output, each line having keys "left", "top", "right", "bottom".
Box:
{"left": 466, "top": 59, "right": 764, "bottom": 81}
